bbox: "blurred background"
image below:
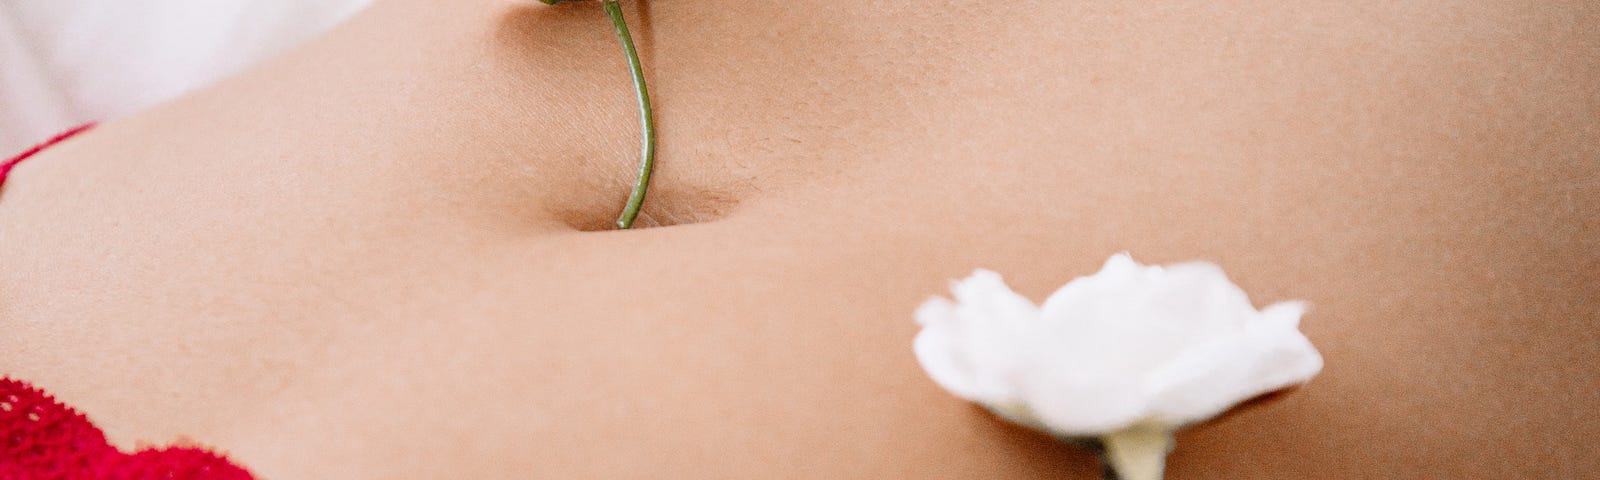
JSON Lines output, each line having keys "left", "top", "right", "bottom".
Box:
{"left": 0, "top": 0, "right": 371, "bottom": 153}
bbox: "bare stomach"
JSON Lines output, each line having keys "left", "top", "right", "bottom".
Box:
{"left": 1, "top": 0, "right": 1596, "bottom": 478}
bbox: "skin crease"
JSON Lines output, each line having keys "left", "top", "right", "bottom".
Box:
{"left": 0, "top": 0, "right": 1597, "bottom": 477}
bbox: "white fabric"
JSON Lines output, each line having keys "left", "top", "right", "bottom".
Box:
{"left": 0, "top": 0, "right": 371, "bottom": 153}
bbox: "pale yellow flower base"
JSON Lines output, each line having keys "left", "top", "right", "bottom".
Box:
{"left": 1100, "top": 422, "right": 1174, "bottom": 480}
{"left": 984, "top": 403, "right": 1174, "bottom": 480}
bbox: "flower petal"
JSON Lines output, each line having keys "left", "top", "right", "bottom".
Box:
{"left": 1019, "top": 366, "right": 1150, "bottom": 434}
{"left": 913, "top": 298, "right": 987, "bottom": 401}
{"left": 1034, "top": 255, "right": 1243, "bottom": 379}
{"left": 950, "top": 270, "right": 1039, "bottom": 325}
{"left": 911, "top": 256, "right": 1324, "bottom": 442}
{"left": 913, "top": 270, "right": 1041, "bottom": 404}
{"left": 1140, "top": 301, "right": 1323, "bottom": 426}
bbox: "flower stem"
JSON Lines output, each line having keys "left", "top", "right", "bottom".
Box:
{"left": 1096, "top": 449, "right": 1122, "bottom": 480}
{"left": 602, "top": 0, "right": 655, "bottom": 229}
{"left": 1099, "top": 425, "right": 1173, "bottom": 480}
{"left": 1073, "top": 440, "right": 1121, "bottom": 480}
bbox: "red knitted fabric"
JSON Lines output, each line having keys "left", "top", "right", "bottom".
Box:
{"left": 0, "top": 123, "right": 96, "bottom": 191}
{"left": 0, "top": 378, "right": 255, "bottom": 480}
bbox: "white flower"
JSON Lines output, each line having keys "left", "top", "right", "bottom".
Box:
{"left": 913, "top": 254, "right": 1323, "bottom": 480}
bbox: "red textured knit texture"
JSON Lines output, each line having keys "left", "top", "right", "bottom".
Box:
{"left": 0, "top": 378, "right": 255, "bottom": 480}
{"left": 0, "top": 123, "right": 96, "bottom": 191}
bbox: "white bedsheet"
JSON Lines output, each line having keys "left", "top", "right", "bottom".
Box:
{"left": 0, "top": 0, "right": 371, "bottom": 154}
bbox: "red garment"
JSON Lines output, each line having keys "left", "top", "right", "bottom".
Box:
{"left": 2, "top": 127, "right": 256, "bottom": 478}
{"left": 0, "top": 378, "right": 255, "bottom": 480}
{"left": 0, "top": 123, "right": 96, "bottom": 190}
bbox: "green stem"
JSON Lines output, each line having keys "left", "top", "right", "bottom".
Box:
{"left": 602, "top": 0, "right": 655, "bottom": 229}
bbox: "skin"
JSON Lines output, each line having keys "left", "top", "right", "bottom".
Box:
{"left": 2, "top": 0, "right": 1597, "bottom": 477}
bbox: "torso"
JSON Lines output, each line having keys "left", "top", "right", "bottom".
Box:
{"left": 1, "top": 1, "right": 1596, "bottom": 477}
